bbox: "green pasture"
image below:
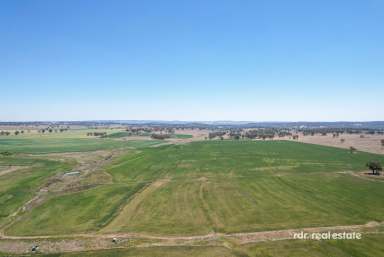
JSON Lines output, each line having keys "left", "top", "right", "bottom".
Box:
{"left": 8, "top": 184, "right": 145, "bottom": 235}
{"left": 6, "top": 141, "right": 384, "bottom": 236}
{"left": 0, "top": 138, "right": 161, "bottom": 154}
{"left": 0, "top": 156, "right": 72, "bottom": 226}
{"left": 173, "top": 134, "right": 193, "bottom": 139}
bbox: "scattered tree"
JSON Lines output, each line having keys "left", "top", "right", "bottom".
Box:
{"left": 0, "top": 151, "right": 12, "bottom": 156}
{"left": 209, "top": 131, "right": 226, "bottom": 140}
{"left": 87, "top": 132, "right": 107, "bottom": 137}
{"left": 366, "top": 161, "right": 382, "bottom": 175}
{"left": 151, "top": 134, "right": 171, "bottom": 140}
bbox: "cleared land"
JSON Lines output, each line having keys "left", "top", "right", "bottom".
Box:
{"left": 0, "top": 132, "right": 161, "bottom": 231}
{"left": 1, "top": 136, "right": 384, "bottom": 256}
{"left": 5, "top": 141, "right": 384, "bottom": 236}
{"left": 100, "top": 141, "right": 384, "bottom": 235}
{"left": 290, "top": 133, "right": 384, "bottom": 155}
{"left": 0, "top": 138, "right": 160, "bottom": 154}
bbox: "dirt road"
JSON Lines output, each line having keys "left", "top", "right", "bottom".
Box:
{"left": 0, "top": 221, "right": 382, "bottom": 254}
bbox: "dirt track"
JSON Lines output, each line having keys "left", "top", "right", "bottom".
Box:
{"left": 0, "top": 165, "right": 27, "bottom": 177}
{"left": 0, "top": 221, "right": 382, "bottom": 254}
{"left": 101, "top": 178, "right": 171, "bottom": 232}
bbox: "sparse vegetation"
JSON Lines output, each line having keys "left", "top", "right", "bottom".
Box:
{"left": 86, "top": 132, "right": 107, "bottom": 137}
{"left": 151, "top": 133, "right": 171, "bottom": 140}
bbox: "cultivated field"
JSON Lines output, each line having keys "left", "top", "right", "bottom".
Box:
{"left": 1, "top": 129, "right": 384, "bottom": 256}
{"left": 290, "top": 132, "right": 384, "bottom": 155}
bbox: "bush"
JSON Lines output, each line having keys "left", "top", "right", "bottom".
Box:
{"left": 151, "top": 134, "right": 171, "bottom": 140}
{"left": 0, "top": 151, "right": 13, "bottom": 156}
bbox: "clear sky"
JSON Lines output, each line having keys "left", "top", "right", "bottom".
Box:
{"left": 1, "top": 0, "right": 383, "bottom": 121}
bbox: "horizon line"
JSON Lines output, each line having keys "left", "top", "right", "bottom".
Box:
{"left": 1, "top": 120, "right": 384, "bottom": 123}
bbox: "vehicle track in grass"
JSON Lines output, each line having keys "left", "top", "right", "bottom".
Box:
{"left": 0, "top": 221, "right": 382, "bottom": 254}
{"left": 101, "top": 178, "right": 171, "bottom": 233}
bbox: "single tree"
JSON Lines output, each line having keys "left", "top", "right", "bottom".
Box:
{"left": 366, "top": 161, "right": 382, "bottom": 175}
{"left": 349, "top": 146, "right": 357, "bottom": 153}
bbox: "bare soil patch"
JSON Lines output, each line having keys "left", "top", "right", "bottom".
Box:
{"left": 348, "top": 171, "right": 384, "bottom": 182}
{"left": 284, "top": 133, "right": 384, "bottom": 155}
{"left": 0, "top": 166, "right": 27, "bottom": 177}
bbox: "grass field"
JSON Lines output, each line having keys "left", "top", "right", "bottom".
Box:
{"left": 7, "top": 184, "right": 145, "bottom": 235}
{"left": 1, "top": 139, "right": 384, "bottom": 256}
{"left": 0, "top": 137, "right": 161, "bottom": 154}
{"left": 0, "top": 132, "right": 161, "bottom": 230}
{"left": 173, "top": 134, "right": 193, "bottom": 139}
{"left": 103, "top": 131, "right": 132, "bottom": 138}
{"left": 0, "top": 156, "right": 72, "bottom": 226}
{"left": 101, "top": 141, "right": 384, "bottom": 235}
{"left": 5, "top": 141, "right": 384, "bottom": 236}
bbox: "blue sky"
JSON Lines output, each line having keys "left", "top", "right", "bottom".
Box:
{"left": 1, "top": 0, "right": 383, "bottom": 121}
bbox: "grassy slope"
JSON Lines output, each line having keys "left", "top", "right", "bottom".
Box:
{"left": 7, "top": 141, "right": 384, "bottom": 236}
{"left": 0, "top": 156, "right": 72, "bottom": 226}
{"left": 0, "top": 130, "right": 160, "bottom": 230}
{"left": 0, "top": 129, "right": 159, "bottom": 234}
